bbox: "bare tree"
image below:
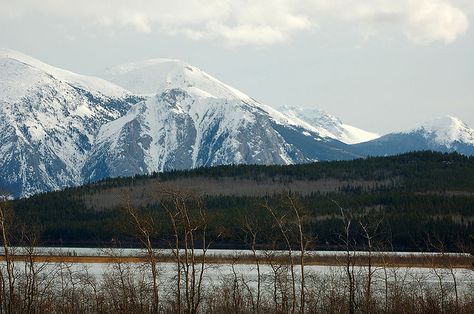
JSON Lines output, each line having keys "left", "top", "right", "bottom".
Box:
{"left": 123, "top": 197, "right": 160, "bottom": 313}
{"left": 0, "top": 192, "right": 15, "bottom": 313}
{"left": 163, "top": 199, "right": 182, "bottom": 313}
{"left": 426, "top": 235, "right": 461, "bottom": 313}
{"left": 263, "top": 194, "right": 311, "bottom": 314}
{"left": 332, "top": 199, "right": 356, "bottom": 314}
{"left": 359, "top": 217, "right": 382, "bottom": 314}
{"left": 161, "top": 187, "right": 219, "bottom": 314}
{"left": 19, "top": 227, "right": 43, "bottom": 313}
{"left": 240, "top": 212, "right": 262, "bottom": 313}
{"left": 263, "top": 200, "right": 297, "bottom": 314}
{"left": 287, "top": 195, "right": 310, "bottom": 314}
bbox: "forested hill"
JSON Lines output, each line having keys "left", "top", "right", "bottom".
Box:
{"left": 7, "top": 151, "right": 474, "bottom": 251}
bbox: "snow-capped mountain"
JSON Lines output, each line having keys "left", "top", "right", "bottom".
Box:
{"left": 278, "top": 106, "right": 379, "bottom": 144}
{"left": 0, "top": 49, "right": 141, "bottom": 197}
{"left": 355, "top": 116, "right": 474, "bottom": 156}
{"left": 412, "top": 115, "right": 474, "bottom": 148}
{"left": 83, "top": 59, "right": 361, "bottom": 182}
{"left": 1, "top": 49, "right": 472, "bottom": 198}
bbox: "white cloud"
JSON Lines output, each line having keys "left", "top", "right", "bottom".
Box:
{"left": 0, "top": 0, "right": 470, "bottom": 46}
{"left": 307, "top": 0, "right": 469, "bottom": 44}
{"left": 406, "top": 0, "right": 469, "bottom": 44}
{"left": 123, "top": 13, "right": 152, "bottom": 33}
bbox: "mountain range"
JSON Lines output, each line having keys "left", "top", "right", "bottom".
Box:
{"left": 1, "top": 49, "right": 473, "bottom": 197}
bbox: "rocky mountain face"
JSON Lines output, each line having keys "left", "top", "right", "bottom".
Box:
{"left": 0, "top": 49, "right": 141, "bottom": 197}
{"left": 84, "top": 59, "right": 362, "bottom": 182}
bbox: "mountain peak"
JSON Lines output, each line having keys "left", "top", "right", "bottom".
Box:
{"left": 0, "top": 48, "right": 128, "bottom": 99}
{"left": 103, "top": 58, "right": 186, "bottom": 74}
{"left": 411, "top": 115, "right": 474, "bottom": 146}
{"left": 418, "top": 115, "right": 465, "bottom": 130}
{"left": 0, "top": 48, "right": 37, "bottom": 62}
{"left": 100, "top": 58, "right": 252, "bottom": 101}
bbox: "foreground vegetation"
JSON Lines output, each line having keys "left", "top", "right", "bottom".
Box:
{"left": 0, "top": 250, "right": 473, "bottom": 314}
{"left": 0, "top": 183, "right": 474, "bottom": 313}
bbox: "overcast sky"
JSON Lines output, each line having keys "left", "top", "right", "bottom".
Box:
{"left": 1, "top": 0, "right": 473, "bottom": 134}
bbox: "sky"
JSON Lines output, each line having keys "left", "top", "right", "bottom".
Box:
{"left": 0, "top": 0, "right": 473, "bottom": 134}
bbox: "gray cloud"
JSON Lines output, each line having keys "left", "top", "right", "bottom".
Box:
{"left": 0, "top": 0, "right": 470, "bottom": 46}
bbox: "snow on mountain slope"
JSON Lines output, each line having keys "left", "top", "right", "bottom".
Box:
{"left": 0, "top": 49, "right": 140, "bottom": 197}
{"left": 101, "top": 59, "right": 367, "bottom": 144}
{"left": 82, "top": 88, "right": 311, "bottom": 182}
{"left": 355, "top": 116, "right": 474, "bottom": 156}
{"left": 278, "top": 106, "right": 379, "bottom": 144}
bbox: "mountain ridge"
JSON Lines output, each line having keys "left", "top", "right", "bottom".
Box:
{"left": 277, "top": 105, "right": 379, "bottom": 144}
{"left": 0, "top": 48, "right": 128, "bottom": 98}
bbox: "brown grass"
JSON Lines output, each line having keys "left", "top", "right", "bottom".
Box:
{"left": 1, "top": 253, "right": 472, "bottom": 268}
{"left": 82, "top": 177, "right": 395, "bottom": 211}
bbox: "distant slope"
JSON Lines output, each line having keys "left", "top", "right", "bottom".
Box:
{"left": 76, "top": 151, "right": 474, "bottom": 211}
{"left": 278, "top": 105, "right": 379, "bottom": 144}
{"left": 355, "top": 116, "right": 474, "bottom": 156}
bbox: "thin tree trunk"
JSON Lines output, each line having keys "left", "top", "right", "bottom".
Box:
{"left": 288, "top": 195, "right": 307, "bottom": 313}
{"left": 0, "top": 203, "right": 15, "bottom": 314}
{"left": 264, "top": 203, "right": 297, "bottom": 314}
